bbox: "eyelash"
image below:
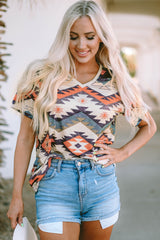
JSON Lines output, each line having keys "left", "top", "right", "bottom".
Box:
{"left": 70, "top": 36, "right": 95, "bottom": 40}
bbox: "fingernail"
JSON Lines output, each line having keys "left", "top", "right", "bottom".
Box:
{"left": 94, "top": 143, "right": 97, "bottom": 146}
{"left": 21, "top": 223, "right": 24, "bottom": 227}
{"left": 93, "top": 155, "right": 98, "bottom": 161}
{"left": 102, "top": 165, "right": 104, "bottom": 168}
{"left": 93, "top": 151, "right": 96, "bottom": 154}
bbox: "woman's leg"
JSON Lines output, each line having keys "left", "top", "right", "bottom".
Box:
{"left": 38, "top": 222, "right": 80, "bottom": 240}
{"left": 79, "top": 221, "right": 114, "bottom": 240}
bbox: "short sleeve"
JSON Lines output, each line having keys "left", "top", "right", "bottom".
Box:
{"left": 12, "top": 84, "right": 40, "bottom": 119}
{"left": 127, "top": 107, "right": 148, "bottom": 127}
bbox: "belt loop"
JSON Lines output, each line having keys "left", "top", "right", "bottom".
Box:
{"left": 57, "top": 160, "right": 62, "bottom": 172}
{"left": 90, "top": 160, "right": 95, "bottom": 170}
{"left": 75, "top": 159, "right": 78, "bottom": 169}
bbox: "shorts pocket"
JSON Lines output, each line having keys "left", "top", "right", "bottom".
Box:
{"left": 96, "top": 164, "right": 115, "bottom": 176}
{"left": 41, "top": 166, "right": 56, "bottom": 181}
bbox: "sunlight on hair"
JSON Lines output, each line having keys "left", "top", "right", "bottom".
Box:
{"left": 121, "top": 47, "right": 137, "bottom": 78}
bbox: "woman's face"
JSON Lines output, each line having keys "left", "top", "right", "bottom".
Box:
{"left": 69, "top": 16, "right": 101, "bottom": 65}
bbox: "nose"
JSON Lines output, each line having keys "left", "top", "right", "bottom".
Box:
{"left": 77, "top": 37, "right": 86, "bottom": 49}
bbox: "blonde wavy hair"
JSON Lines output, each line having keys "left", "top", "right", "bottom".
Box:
{"left": 16, "top": 0, "right": 148, "bottom": 137}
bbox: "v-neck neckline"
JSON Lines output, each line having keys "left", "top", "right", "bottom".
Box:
{"left": 74, "top": 65, "right": 102, "bottom": 87}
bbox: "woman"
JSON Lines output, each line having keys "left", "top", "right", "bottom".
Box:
{"left": 7, "top": 1, "right": 157, "bottom": 240}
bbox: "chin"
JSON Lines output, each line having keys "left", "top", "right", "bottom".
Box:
{"left": 75, "top": 56, "right": 94, "bottom": 65}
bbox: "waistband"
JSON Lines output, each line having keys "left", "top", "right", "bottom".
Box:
{"left": 50, "top": 158, "right": 99, "bottom": 172}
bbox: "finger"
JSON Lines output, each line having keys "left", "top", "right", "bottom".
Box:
{"left": 18, "top": 214, "right": 23, "bottom": 226}
{"left": 94, "top": 143, "right": 110, "bottom": 149}
{"left": 103, "top": 159, "right": 115, "bottom": 168}
{"left": 96, "top": 154, "right": 113, "bottom": 161}
{"left": 93, "top": 150, "right": 110, "bottom": 155}
{"left": 11, "top": 217, "right": 18, "bottom": 229}
{"left": 102, "top": 163, "right": 110, "bottom": 168}
{"left": 102, "top": 162, "right": 113, "bottom": 168}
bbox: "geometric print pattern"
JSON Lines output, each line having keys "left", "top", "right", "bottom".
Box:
{"left": 12, "top": 65, "right": 144, "bottom": 191}
{"left": 63, "top": 134, "right": 93, "bottom": 156}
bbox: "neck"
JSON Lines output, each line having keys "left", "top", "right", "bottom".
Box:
{"left": 75, "top": 60, "right": 99, "bottom": 74}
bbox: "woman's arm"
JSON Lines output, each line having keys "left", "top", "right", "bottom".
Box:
{"left": 7, "top": 115, "right": 35, "bottom": 229}
{"left": 93, "top": 112, "right": 157, "bottom": 165}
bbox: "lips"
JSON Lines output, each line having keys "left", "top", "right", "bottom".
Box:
{"left": 76, "top": 50, "right": 90, "bottom": 57}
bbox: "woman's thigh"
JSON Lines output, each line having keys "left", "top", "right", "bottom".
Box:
{"left": 38, "top": 222, "right": 80, "bottom": 240}
{"left": 79, "top": 221, "right": 114, "bottom": 240}
{"left": 38, "top": 221, "right": 113, "bottom": 240}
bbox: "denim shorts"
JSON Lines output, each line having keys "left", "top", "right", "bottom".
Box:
{"left": 35, "top": 159, "right": 120, "bottom": 229}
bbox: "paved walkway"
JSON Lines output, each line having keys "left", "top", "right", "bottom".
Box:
{"left": 111, "top": 117, "right": 160, "bottom": 240}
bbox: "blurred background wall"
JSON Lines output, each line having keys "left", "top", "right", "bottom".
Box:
{"left": 105, "top": 0, "right": 160, "bottom": 108}
{"left": 0, "top": 0, "right": 160, "bottom": 178}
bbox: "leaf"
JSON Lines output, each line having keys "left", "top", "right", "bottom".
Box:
{"left": 0, "top": 42, "right": 13, "bottom": 45}
{"left": 0, "top": 130, "right": 13, "bottom": 135}
{"left": 0, "top": 93, "right": 5, "bottom": 101}
{"left": 0, "top": 20, "right": 5, "bottom": 28}
{"left": 0, "top": 106, "right": 6, "bottom": 110}
{"left": 0, "top": 3, "right": 8, "bottom": 9}
{"left": 0, "top": 118, "right": 7, "bottom": 124}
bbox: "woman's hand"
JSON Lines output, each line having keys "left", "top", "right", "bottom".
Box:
{"left": 93, "top": 143, "right": 128, "bottom": 167}
{"left": 7, "top": 196, "right": 24, "bottom": 229}
{"left": 94, "top": 113, "right": 157, "bottom": 168}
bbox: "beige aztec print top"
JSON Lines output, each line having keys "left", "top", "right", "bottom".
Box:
{"left": 12, "top": 65, "right": 146, "bottom": 191}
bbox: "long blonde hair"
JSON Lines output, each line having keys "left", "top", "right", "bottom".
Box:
{"left": 16, "top": 0, "right": 148, "bottom": 137}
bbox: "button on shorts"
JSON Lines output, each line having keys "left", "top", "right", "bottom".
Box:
{"left": 35, "top": 159, "right": 120, "bottom": 226}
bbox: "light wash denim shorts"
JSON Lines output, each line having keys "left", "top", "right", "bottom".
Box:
{"left": 35, "top": 159, "right": 120, "bottom": 230}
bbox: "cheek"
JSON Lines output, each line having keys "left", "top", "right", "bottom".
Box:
{"left": 91, "top": 40, "right": 101, "bottom": 52}
{"left": 89, "top": 37, "right": 101, "bottom": 48}
{"left": 69, "top": 42, "right": 76, "bottom": 54}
